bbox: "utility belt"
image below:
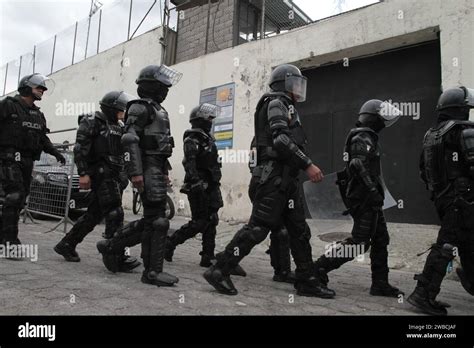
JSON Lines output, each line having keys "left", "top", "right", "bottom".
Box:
{"left": 251, "top": 160, "right": 292, "bottom": 190}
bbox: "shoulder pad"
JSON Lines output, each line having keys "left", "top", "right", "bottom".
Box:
{"left": 268, "top": 98, "right": 289, "bottom": 115}
{"left": 183, "top": 129, "right": 210, "bottom": 141}
{"left": 126, "top": 102, "right": 149, "bottom": 118}
{"left": 78, "top": 112, "right": 97, "bottom": 125}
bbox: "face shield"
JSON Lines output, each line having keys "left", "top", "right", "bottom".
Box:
{"left": 463, "top": 87, "right": 474, "bottom": 108}
{"left": 156, "top": 65, "right": 183, "bottom": 87}
{"left": 197, "top": 103, "right": 220, "bottom": 120}
{"left": 379, "top": 101, "right": 402, "bottom": 128}
{"left": 285, "top": 74, "right": 307, "bottom": 102}
{"left": 26, "top": 74, "right": 55, "bottom": 95}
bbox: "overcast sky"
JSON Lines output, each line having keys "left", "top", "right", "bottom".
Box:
{"left": 0, "top": 0, "right": 379, "bottom": 67}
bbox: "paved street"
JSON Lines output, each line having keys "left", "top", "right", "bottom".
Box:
{"left": 0, "top": 211, "right": 472, "bottom": 315}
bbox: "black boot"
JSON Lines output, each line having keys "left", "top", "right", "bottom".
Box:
{"left": 273, "top": 270, "right": 296, "bottom": 284}
{"left": 96, "top": 239, "right": 120, "bottom": 272}
{"left": 164, "top": 237, "right": 176, "bottom": 262}
{"left": 295, "top": 276, "right": 336, "bottom": 299}
{"left": 54, "top": 239, "right": 80, "bottom": 262}
{"left": 229, "top": 264, "right": 247, "bottom": 277}
{"left": 143, "top": 218, "right": 178, "bottom": 287}
{"left": 118, "top": 253, "right": 141, "bottom": 273}
{"left": 457, "top": 268, "right": 474, "bottom": 296}
{"left": 199, "top": 252, "right": 215, "bottom": 267}
{"left": 370, "top": 279, "right": 404, "bottom": 297}
{"left": 203, "top": 264, "right": 238, "bottom": 295}
{"left": 407, "top": 286, "right": 447, "bottom": 316}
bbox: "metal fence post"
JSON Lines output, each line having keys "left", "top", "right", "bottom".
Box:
{"left": 72, "top": 21, "right": 78, "bottom": 65}
{"left": 97, "top": 9, "right": 102, "bottom": 54}
{"left": 51, "top": 34, "right": 57, "bottom": 74}
{"left": 18, "top": 55, "right": 23, "bottom": 84}
{"left": 261, "top": 0, "right": 266, "bottom": 39}
{"left": 32, "top": 45, "right": 36, "bottom": 73}
{"left": 127, "top": 0, "right": 133, "bottom": 40}
{"left": 3, "top": 62, "right": 8, "bottom": 98}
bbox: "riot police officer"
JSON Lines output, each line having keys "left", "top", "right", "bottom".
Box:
{"left": 312, "top": 99, "right": 404, "bottom": 298}
{"left": 0, "top": 74, "right": 65, "bottom": 254}
{"left": 203, "top": 64, "right": 335, "bottom": 297}
{"left": 249, "top": 139, "right": 295, "bottom": 283}
{"left": 164, "top": 103, "right": 224, "bottom": 267}
{"left": 118, "top": 64, "right": 181, "bottom": 287}
{"left": 54, "top": 91, "right": 139, "bottom": 272}
{"left": 407, "top": 87, "right": 474, "bottom": 315}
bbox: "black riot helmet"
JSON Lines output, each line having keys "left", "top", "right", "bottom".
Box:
{"left": 99, "top": 91, "right": 134, "bottom": 122}
{"left": 18, "top": 73, "right": 54, "bottom": 100}
{"left": 357, "top": 99, "right": 402, "bottom": 132}
{"left": 135, "top": 65, "right": 182, "bottom": 103}
{"left": 189, "top": 103, "right": 220, "bottom": 134}
{"left": 269, "top": 64, "right": 307, "bottom": 103}
{"left": 436, "top": 86, "right": 474, "bottom": 121}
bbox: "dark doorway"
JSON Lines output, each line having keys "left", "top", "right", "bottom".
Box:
{"left": 298, "top": 40, "right": 442, "bottom": 224}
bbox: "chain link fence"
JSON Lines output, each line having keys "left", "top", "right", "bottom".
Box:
{"left": 1, "top": 0, "right": 178, "bottom": 96}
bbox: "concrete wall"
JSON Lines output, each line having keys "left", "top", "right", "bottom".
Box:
{"left": 7, "top": 0, "right": 473, "bottom": 221}
{"left": 175, "top": 0, "right": 236, "bottom": 63}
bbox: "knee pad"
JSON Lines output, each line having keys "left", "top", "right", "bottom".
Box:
{"left": 4, "top": 192, "right": 23, "bottom": 208}
{"left": 153, "top": 217, "right": 169, "bottom": 233}
{"left": 237, "top": 225, "right": 269, "bottom": 245}
{"left": 209, "top": 212, "right": 219, "bottom": 226}
{"left": 97, "top": 180, "right": 122, "bottom": 208}
{"left": 106, "top": 207, "right": 124, "bottom": 222}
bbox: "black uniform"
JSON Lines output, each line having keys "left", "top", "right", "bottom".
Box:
{"left": 407, "top": 86, "right": 474, "bottom": 316}
{"left": 313, "top": 99, "right": 403, "bottom": 298}
{"left": 0, "top": 94, "right": 64, "bottom": 245}
{"left": 96, "top": 65, "right": 182, "bottom": 287}
{"left": 203, "top": 64, "right": 334, "bottom": 297}
{"left": 165, "top": 126, "right": 223, "bottom": 267}
{"left": 54, "top": 111, "right": 126, "bottom": 260}
{"left": 248, "top": 148, "right": 294, "bottom": 283}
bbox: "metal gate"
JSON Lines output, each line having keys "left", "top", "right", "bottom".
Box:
{"left": 298, "top": 40, "right": 442, "bottom": 224}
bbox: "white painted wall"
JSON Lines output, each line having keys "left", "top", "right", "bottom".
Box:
{"left": 8, "top": 0, "right": 472, "bottom": 220}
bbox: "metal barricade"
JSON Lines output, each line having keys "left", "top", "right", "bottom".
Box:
{"left": 22, "top": 131, "right": 86, "bottom": 234}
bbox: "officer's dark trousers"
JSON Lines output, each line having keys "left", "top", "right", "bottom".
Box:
{"left": 0, "top": 156, "right": 33, "bottom": 244}
{"left": 169, "top": 184, "right": 223, "bottom": 258}
{"left": 415, "top": 192, "right": 474, "bottom": 298}
{"left": 248, "top": 175, "right": 291, "bottom": 274}
{"left": 314, "top": 207, "right": 390, "bottom": 282}
{"left": 216, "top": 174, "right": 314, "bottom": 281}
{"left": 62, "top": 174, "right": 123, "bottom": 246}
{"left": 139, "top": 156, "right": 169, "bottom": 274}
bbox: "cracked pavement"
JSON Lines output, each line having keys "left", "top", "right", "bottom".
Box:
{"left": 0, "top": 211, "right": 473, "bottom": 316}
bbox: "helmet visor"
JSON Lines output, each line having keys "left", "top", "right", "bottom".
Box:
{"left": 198, "top": 103, "right": 220, "bottom": 120}
{"left": 156, "top": 65, "right": 183, "bottom": 86}
{"left": 114, "top": 92, "right": 135, "bottom": 111}
{"left": 285, "top": 75, "right": 307, "bottom": 102}
{"left": 379, "top": 101, "right": 402, "bottom": 127}
{"left": 464, "top": 87, "right": 474, "bottom": 108}
{"left": 26, "top": 74, "right": 55, "bottom": 94}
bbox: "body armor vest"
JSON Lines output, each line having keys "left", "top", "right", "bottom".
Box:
{"left": 422, "top": 120, "right": 474, "bottom": 193}
{"left": 137, "top": 100, "right": 174, "bottom": 157}
{"left": 184, "top": 129, "right": 222, "bottom": 183}
{"left": 344, "top": 127, "right": 383, "bottom": 188}
{"left": 92, "top": 112, "right": 124, "bottom": 167}
{"left": 0, "top": 96, "right": 47, "bottom": 158}
{"left": 254, "top": 92, "right": 308, "bottom": 165}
